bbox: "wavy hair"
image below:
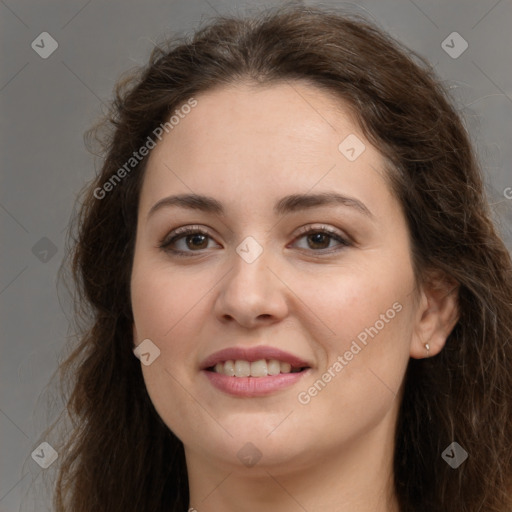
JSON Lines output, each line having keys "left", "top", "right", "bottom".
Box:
{"left": 47, "top": 4, "right": 512, "bottom": 511}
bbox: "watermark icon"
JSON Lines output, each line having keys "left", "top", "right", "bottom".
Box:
{"left": 441, "top": 32, "right": 468, "bottom": 59}
{"left": 297, "top": 301, "right": 403, "bottom": 405}
{"left": 236, "top": 236, "right": 263, "bottom": 263}
{"left": 133, "top": 338, "right": 161, "bottom": 366}
{"left": 338, "top": 134, "right": 366, "bottom": 162}
{"left": 31, "top": 32, "right": 59, "bottom": 59}
{"left": 93, "top": 97, "right": 198, "bottom": 200}
{"left": 31, "top": 441, "right": 58, "bottom": 469}
{"left": 441, "top": 442, "right": 468, "bottom": 469}
{"left": 504, "top": 187, "right": 512, "bottom": 200}
{"left": 31, "top": 236, "right": 58, "bottom": 263}
{"left": 237, "top": 442, "right": 262, "bottom": 467}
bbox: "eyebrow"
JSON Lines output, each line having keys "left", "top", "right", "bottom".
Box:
{"left": 147, "top": 192, "right": 374, "bottom": 220}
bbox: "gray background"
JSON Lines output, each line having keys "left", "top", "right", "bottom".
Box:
{"left": 1, "top": 0, "right": 511, "bottom": 510}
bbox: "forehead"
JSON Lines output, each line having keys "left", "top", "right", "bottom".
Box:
{"left": 159, "top": 80, "right": 360, "bottom": 157}
{"left": 138, "top": 81, "right": 392, "bottom": 218}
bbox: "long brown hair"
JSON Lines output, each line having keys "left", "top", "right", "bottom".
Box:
{"left": 45, "top": 4, "right": 512, "bottom": 511}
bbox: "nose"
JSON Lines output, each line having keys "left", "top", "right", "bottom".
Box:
{"left": 213, "top": 246, "right": 289, "bottom": 329}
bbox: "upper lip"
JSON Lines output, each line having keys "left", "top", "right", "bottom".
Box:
{"left": 200, "top": 345, "right": 312, "bottom": 370}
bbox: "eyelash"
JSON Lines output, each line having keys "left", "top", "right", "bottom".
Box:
{"left": 158, "top": 224, "right": 351, "bottom": 258}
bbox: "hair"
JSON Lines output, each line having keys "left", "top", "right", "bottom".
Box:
{"left": 46, "top": 3, "right": 512, "bottom": 511}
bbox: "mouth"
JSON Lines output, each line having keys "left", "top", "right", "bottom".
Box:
{"left": 200, "top": 346, "right": 312, "bottom": 397}
{"left": 206, "top": 359, "right": 310, "bottom": 377}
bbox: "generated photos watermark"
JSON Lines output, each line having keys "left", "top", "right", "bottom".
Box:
{"left": 93, "top": 97, "right": 198, "bottom": 200}
{"left": 297, "top": 301, "right": 403, "bottom": 405}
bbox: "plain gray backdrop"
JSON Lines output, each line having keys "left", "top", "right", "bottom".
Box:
{"left": 1, "top": 0, "right": 511, "bottom": 510}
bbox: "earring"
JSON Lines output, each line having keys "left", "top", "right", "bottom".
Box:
{"left": 424, "top": 343, "right": 430, "bottom": 358}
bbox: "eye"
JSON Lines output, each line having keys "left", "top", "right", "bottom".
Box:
{"left": 158, "top": 225, "right": 220, "bottom": 257}
{"left": 290, "top": 224, "right": 350, "bottom": 253}
{"left": 158, "top": 224, "right": 351, "bottom": 257}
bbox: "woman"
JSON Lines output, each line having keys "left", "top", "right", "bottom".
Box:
{"left": 50, "top": 4, "right": 512, "bottom": 511}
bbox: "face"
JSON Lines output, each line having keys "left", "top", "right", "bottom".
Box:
{"left": 130, "top": 81, "right": 423, "bottom": 474}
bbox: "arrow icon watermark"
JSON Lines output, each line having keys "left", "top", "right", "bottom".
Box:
{"left": 31, "top": 442, "right": 58, "bottom": 469}
{"left": 133, "top": 338, "right": 161, "bottom": 366}
{"left": 236, "top": 236, "right": 263, "bottom": 263}
{"left": 338, "top": 134, "right": 366, "bottom": 161}
{"left": 441, "top": 441, "right": 468, "bottom": 468}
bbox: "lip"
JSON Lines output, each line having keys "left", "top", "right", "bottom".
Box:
{"left": 203, "top": 369, "right": 311, "bottom": 397}
{"left": 199, "top": 345, "right": 311, "bottom": 370}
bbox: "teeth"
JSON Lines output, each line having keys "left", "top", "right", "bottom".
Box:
{"left": 280, "top": 362, "right": 291, "bottom": 373}
{"left": 267, "top": 359, "right": 281, "bottom": 376}
{"left": 211, "top": 359, "right": 304, "bottom": 377}
{"left": 234, "top": 360, "right": 250, "bottom": 377}
{"left": 224, "top": 360, "right": 235, "bottom": 376}
{"left": 250, "top": 359, "right": 268, "bottom": 377}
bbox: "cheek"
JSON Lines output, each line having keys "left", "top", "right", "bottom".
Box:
{"left": 294, "top": 290, "right": 413, "bottom": 445}
{"left": 130, "top": 260, "right": 203, "bottom": 425}
{"left": 131, "top": 257, "right": 208, "bottom": 340}
{"left": 293, "top": 260, "right": 415, "bottom": 415}
{"left": 295, "top": 260, "right": 413, "bottom": 349}
{"left": 131, "top": 261, "right": 212, "bottom": 440}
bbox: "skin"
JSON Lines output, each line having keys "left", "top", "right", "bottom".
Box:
{"left": 130, "top": 81, "right": 459, "bottom": 512}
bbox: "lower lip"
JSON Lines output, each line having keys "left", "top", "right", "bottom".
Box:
{"left": 202, "top": 369, "right": 310, "bottom": 397}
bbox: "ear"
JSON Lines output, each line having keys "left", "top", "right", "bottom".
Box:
{"left": 410, "top": 270, "right": 460, "bottom": 359}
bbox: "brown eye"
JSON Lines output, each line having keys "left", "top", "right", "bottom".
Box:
{"left": 291, "top": 226, "right": 350, "bottom": 253}
{"left": 159, "top": 227, "right": 220, "bottom": 256}
{"left": 305, "top": 232, "right": 333, "bottom": 250}
{"left": 183, "top": 233, "right": 209, "bottom": 250}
